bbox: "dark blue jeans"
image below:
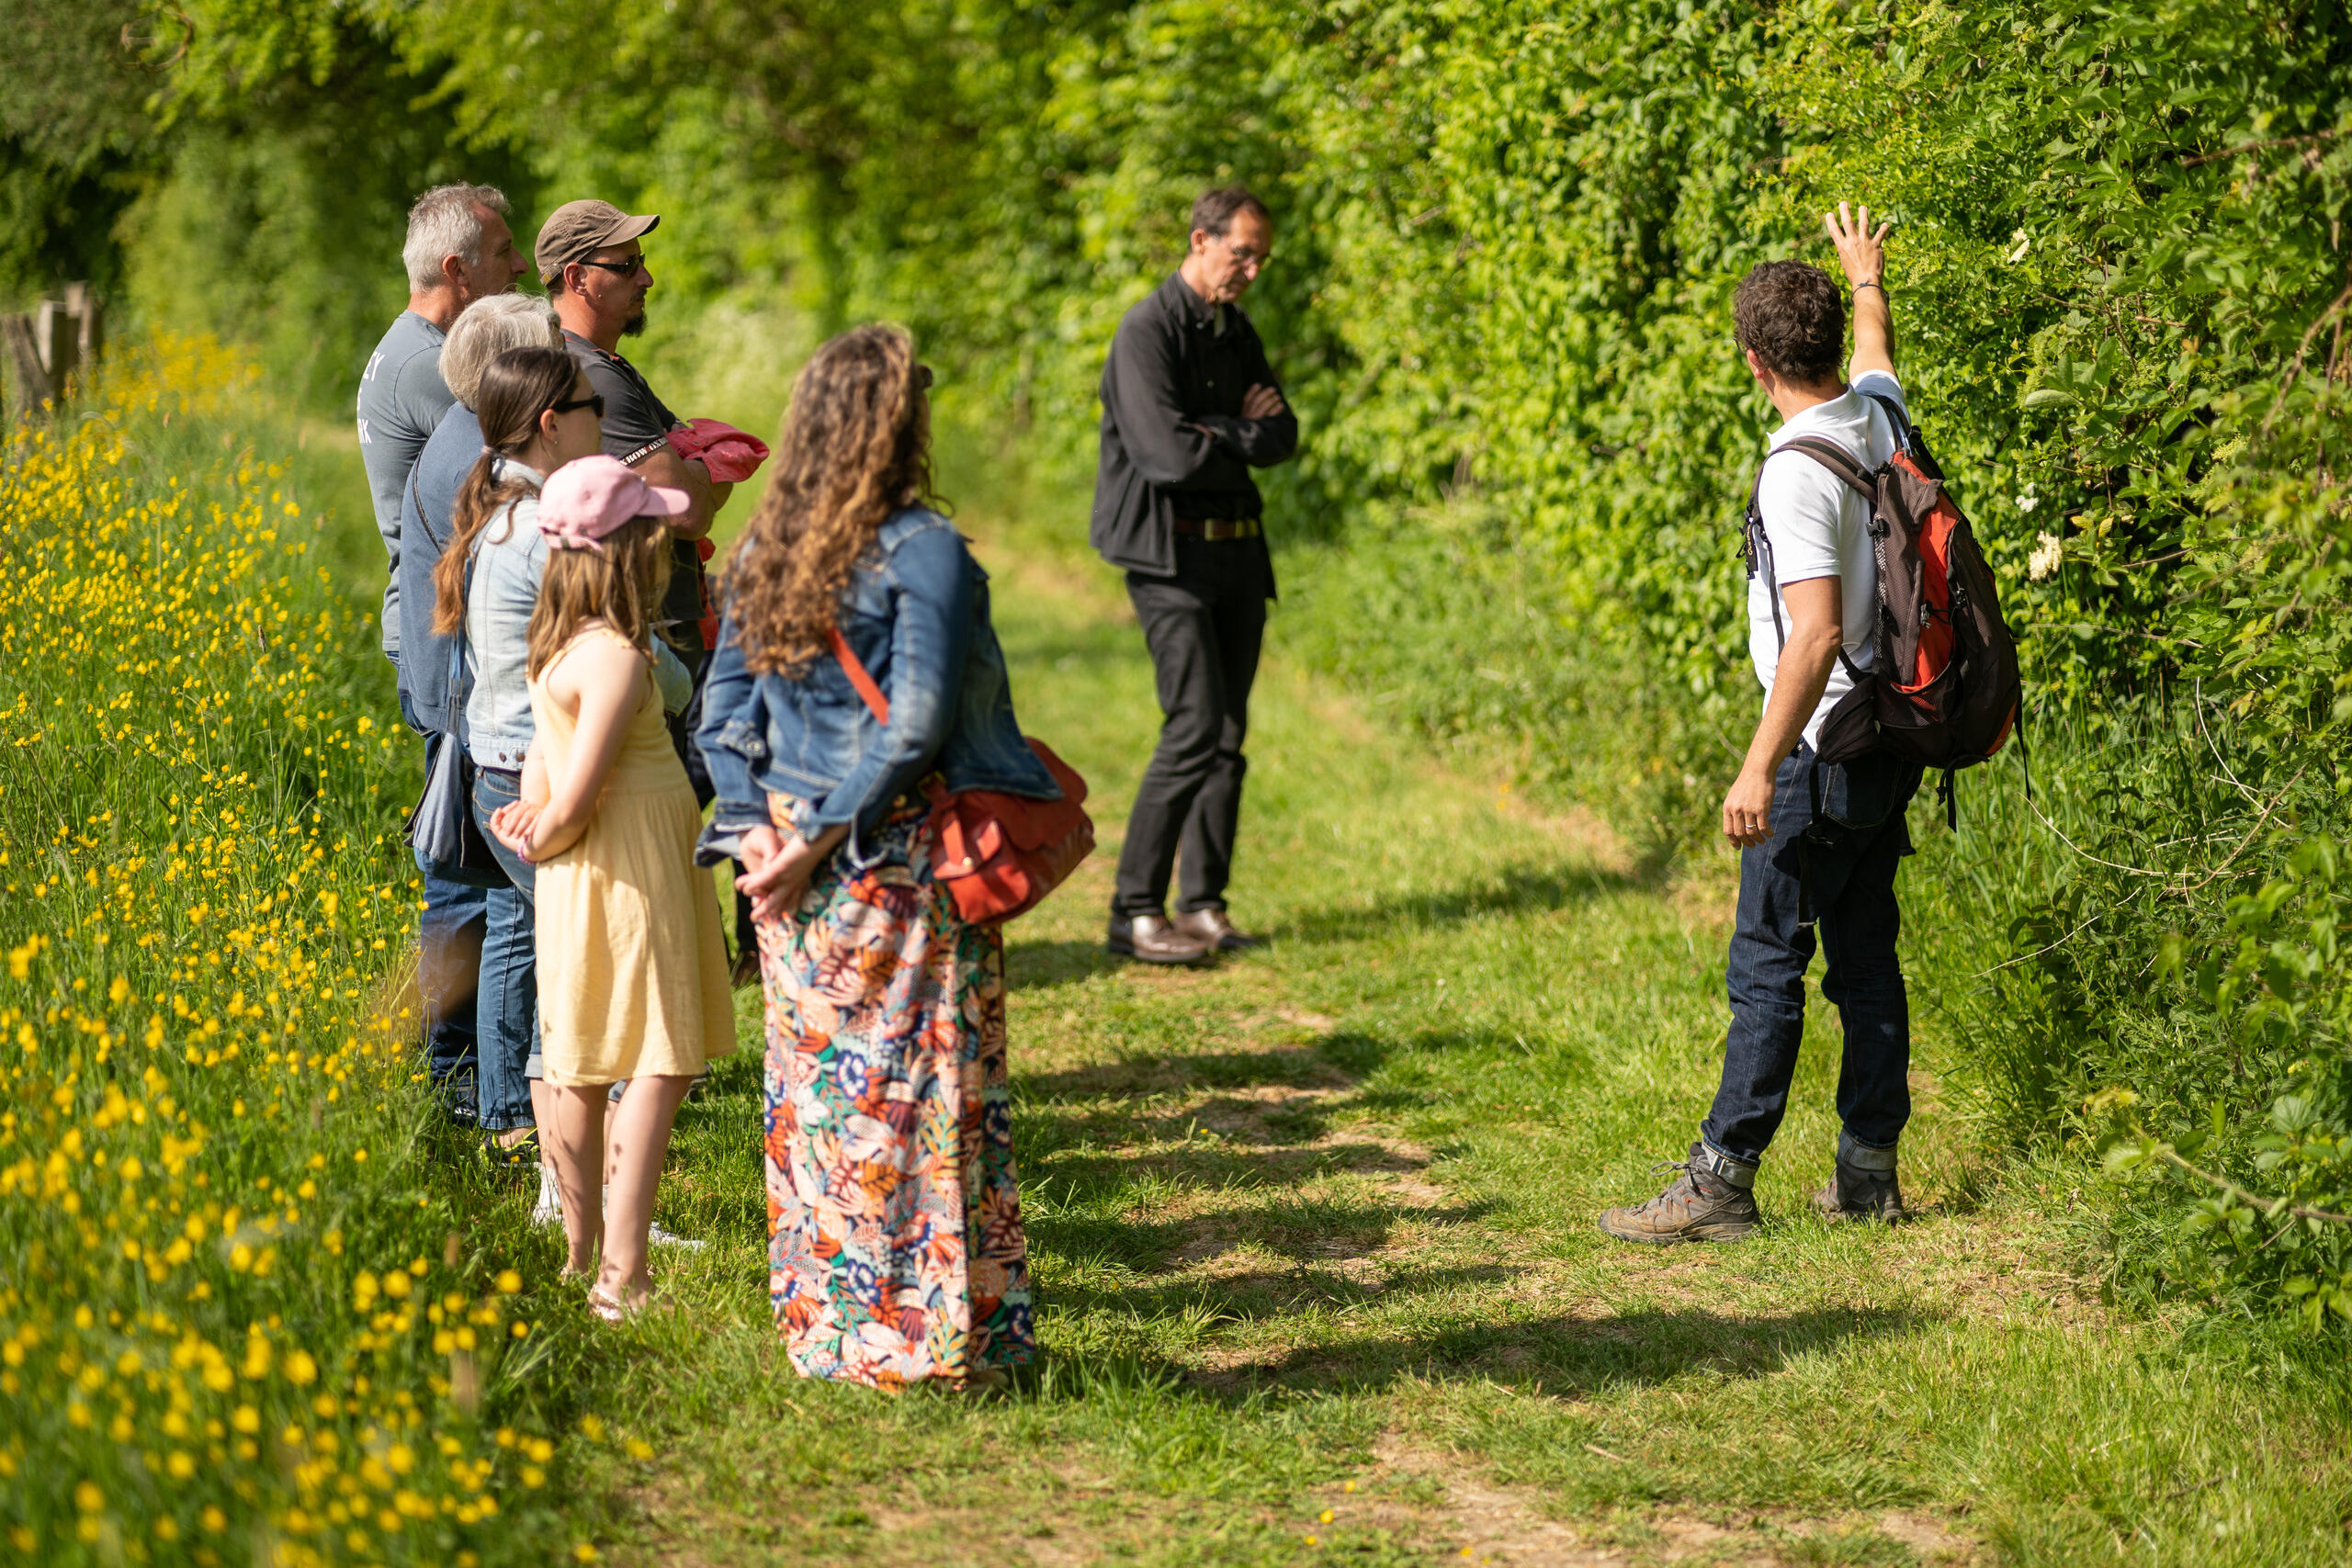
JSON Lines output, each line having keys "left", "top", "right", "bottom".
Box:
{"left": 1702, "top": 743, "right": 1922, "bottom": 1166}
{"left": 398, "top": 687, "right": 485, "bottom": 1121}
{"left": 470, "top": 764, "right": 540, "bottom": 1133}
{"left": 415, "top": 863, "right": 487, "bottom": 1122}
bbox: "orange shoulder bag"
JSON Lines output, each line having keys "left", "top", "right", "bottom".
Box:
{"left": 828, "top": 626, "right": 1094, "bottom": 925}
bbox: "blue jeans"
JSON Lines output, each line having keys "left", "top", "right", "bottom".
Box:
{"left": 470, "top": 765, "right": 542, "bottom": 1132}
{"left": 399, "top": 686, "right": 485, "bottom": 1121}
{"left": 1701, "top": 743, "right": 1922, "bottom": 1166}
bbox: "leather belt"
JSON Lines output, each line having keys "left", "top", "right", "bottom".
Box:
{"left": 1171, "top": 515, "right": 1261, "bottom": 541}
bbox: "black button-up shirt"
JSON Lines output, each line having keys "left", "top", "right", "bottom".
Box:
{"left": 1090, "top": 272, "right": 1298, "bottom": 587}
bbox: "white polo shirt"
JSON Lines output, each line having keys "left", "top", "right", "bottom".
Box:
{"left": 1747, "top": 368, "right": 1909, "bottom": 750}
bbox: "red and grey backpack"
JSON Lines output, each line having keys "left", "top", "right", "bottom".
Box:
{"left": 1743, "top": 393, "right": 2024, "bottom": 824}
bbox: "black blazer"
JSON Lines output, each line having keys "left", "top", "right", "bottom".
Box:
{"left": 1089, "top": 272, "right": 1298, "bottom": 587}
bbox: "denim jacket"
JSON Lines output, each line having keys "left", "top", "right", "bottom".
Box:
{"left": 462, "top": 459, "right": 690, "bottom": 769}
{"left": 695, "top": 507, "right": 1060, "bottom": 863}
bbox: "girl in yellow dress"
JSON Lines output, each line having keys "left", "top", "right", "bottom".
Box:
{"left": 487, "top": 455, "right": 735, "bottom": 1319}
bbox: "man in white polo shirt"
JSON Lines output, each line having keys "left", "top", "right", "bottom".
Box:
{"left": 1601, "top": 204, "right": 1924, "bottom": 1243}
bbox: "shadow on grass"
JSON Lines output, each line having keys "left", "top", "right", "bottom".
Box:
{"left": 1280, "top": 861, "right": 1646, "bottom": 944}
{"left": 1004, "top": 938, "right": 1130, "bottom": 991}
{"left": 1030, "top": 1185, "right": 1498, "bottom": 1277}
{"left": 1207, "top": 1303, "right": 1934, "bottom": 1397}
{"left": 1042, "top": 1262, "right": 1525, "bottom": 1326}
{"left": 1017, "top": 1043, "right": 1362, "bottom": 1101}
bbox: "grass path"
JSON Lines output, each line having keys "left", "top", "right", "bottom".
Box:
{"left": 559, "top": 519, "right": 2348, "bottom": 1567}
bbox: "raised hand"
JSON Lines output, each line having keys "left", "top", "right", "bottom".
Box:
{"left": 1825, "top": 201, "right": 1891, "bottom": 288}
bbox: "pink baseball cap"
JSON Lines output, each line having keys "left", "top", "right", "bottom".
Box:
{"left": 537, "top": 455, "right": 690, "bottom": 553}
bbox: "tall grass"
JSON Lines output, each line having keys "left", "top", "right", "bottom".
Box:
{"left": 0, "top": 341, "right": 597, "bottom": 1565}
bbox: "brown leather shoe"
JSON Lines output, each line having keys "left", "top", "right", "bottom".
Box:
{"left": 1107, "top": 913, "right": 1216, "bottom": 966}
{"left": 1173, "top": 908, "right": 1263, "bottom": 952}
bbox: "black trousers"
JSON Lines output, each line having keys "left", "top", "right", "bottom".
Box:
{"left": 1113, "top": 538, "right": 1269, "bottom": 919}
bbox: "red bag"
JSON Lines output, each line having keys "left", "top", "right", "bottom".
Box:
{"left": 828, "top": 627, "right": 1094, "bottom": 925}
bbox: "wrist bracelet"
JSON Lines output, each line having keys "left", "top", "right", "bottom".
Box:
{"left": 1854, "top": 280, "right": 1885, "bottom": 294}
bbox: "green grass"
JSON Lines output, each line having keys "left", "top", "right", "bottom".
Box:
{"left": 523, "top": 513, "right": 2350, "bottom": 1565}
{"left": 26, "top": 345, "right": 2337, "bottom": 1563}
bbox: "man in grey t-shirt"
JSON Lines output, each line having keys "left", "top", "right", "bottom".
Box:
{"left": 357, "top": 181, "right": 527, "bottom": 1134}
{"left": 356, "top": 183, "right": 529, "bottom": 663}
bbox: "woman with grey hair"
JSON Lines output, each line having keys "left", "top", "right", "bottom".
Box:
{"left": 396, "top": 293, "right": 564, "bottom": 734}
{"left": 396, "top": 295, "right": 569, "bottom": 1179}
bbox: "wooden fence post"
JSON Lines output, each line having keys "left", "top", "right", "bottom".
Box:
{"left": 65, "top": 282, "right": 104, "bottom": 371}
{"left": 1, "top": 284, "right": 101, "bottom": 440}
{"left": 34, "top": 299, "right": 79, "bottom": 390}
{"left": 2, "top": 313, "right": 54, "bottom": 428}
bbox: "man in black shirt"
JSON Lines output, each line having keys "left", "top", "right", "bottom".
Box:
{"left": 1092, "top": 186, "right": 1299, "bottom": 964}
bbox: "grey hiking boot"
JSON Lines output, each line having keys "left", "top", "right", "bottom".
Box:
{"left": 1811, "top": 1132, "right": 1906, "bottom": 1224}
{"left": 1597, "top": 1141, "right": 1760, "bottom": 1245}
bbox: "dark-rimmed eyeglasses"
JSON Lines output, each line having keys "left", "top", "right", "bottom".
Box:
{"left": 549, "top": 392, "right": 606, "bottom": 419}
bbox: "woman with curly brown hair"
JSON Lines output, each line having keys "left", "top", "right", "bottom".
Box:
{"left": 695, "top": 323, "right": 1062, "bottom": 1387}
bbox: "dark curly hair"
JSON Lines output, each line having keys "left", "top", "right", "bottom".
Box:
{"left": 1734, "top": 260, "right": 1846, "bottom": 385}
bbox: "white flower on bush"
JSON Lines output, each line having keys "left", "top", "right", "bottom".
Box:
{"left": 2028, "top": 531, "right": 2064, "bottom": 581}
{"left": 2016, "top": 482, "right": 2039, "bottom": 513}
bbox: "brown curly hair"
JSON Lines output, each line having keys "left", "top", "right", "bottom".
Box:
{"left": 722, "top": 324, "right": 937, "bottom": 676}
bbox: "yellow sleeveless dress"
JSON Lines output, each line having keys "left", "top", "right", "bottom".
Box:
{"left": 528, "top": 626, "right": 735, "bottom": 1087}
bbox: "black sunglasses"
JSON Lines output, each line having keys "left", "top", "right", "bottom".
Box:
{"left": 549, "top": 392, "right": 605, "bottom": 419}
{"left": 574, "top": 256, "right": 647, "bottom": 278}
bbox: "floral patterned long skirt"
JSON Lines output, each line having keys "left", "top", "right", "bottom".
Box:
{"left": 757, "top": 793, "right": 1035, "bottom": 1386}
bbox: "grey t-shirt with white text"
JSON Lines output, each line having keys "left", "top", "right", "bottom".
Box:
{"left": 356, "top": 310, "right": 457, "bottom": 659}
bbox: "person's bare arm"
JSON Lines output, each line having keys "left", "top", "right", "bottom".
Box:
{"left": 1722, "top": 575, "right": 1843, "bottom": 849}
{"left": 1826, "top": 201, "right": 1894, "bottom": 382}
{"left": 516, "top": 638, "right": 646, "bottom": 862}
{"left": 629, "top": 445, "right": 731, "bottom": 540}
{"left": 518, "top": 744, "right": 549, "bottom": 807}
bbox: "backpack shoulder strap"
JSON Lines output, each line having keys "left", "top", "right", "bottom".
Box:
{"left": 1861, "top": 390, "right": 1913, "bottom": 448}
{"left": 1745, "top": 443, "right": 1874, "bottom": 675}
{"left": 828, "top": 625, "right": 891, "bottom": 727}
{"left": 1777, "top": 435, "right": 1876, "bottom": 499}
